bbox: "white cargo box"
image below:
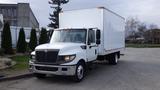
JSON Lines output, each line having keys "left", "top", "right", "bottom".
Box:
{"left": 59, "top": 7, "right": 125, "bottom": 55}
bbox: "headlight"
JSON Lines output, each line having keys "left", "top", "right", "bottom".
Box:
{"left": 31, "top": 55, "right": 35, "bottom": 59}
{"left": 64, "top": 55, "right": 76, "bottom": 62}
{"left": 30, "top": 55, "right": 36, "bottom": 62}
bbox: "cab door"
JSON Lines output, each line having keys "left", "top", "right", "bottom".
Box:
{"left": 87, "top": 29, "right": 98, "bottom": 62}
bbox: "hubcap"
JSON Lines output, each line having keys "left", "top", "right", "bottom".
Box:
{"left": 77, "top": 65, "right": 84, "bottom": 80}
{"left": 115, "top": 54, "right": 118, "bottom": 63}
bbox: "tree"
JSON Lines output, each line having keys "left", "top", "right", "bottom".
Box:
{"left": 137, "top": 23, "right": 147, "bottom": 38}
{"left": 125, "top": 17, "right": 140, "bottom": 39}
{"left": 48, "top": 0, "right": 69, "bottom": 28}
{"left": 1, "top": 22, "right": 13, "bottom": 54}
{"left": 39, "top": 28, "right": 49, "bottom": 44}
{"left": 29, "top": 29, "right": 37, "bottom": 51}
{"left": 17, "top": 28, "right": 27, "bottom": 53}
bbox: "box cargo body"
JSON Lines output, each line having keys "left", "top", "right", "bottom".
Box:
{"left": 59, "top": 7, "right": 125, "bottom": 55}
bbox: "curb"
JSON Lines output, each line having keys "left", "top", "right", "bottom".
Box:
{"left": 0, "top": 73, "right": 33, "bottom": 82}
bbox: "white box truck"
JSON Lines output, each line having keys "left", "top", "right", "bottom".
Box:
{"left": 29, "top": 7, "right": 125, "bottom": 82}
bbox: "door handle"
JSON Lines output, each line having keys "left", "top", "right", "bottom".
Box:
{"left": 95, "top": 49, "right": 97, "bottom": 54}
{"left": 89, "top": 45, "right": 97, "bottom": 48}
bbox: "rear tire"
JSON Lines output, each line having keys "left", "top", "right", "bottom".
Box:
{"left": 34, "top": 73, "right": 46, "bottom": 79}
{"left": 73, "top": 61, "right": 86, "bottom": 82}
{"left": 108, "top": 53, "right": 118, "bottom": 65}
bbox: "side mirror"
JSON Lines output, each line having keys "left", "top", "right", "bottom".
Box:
{"left": 96, "top": 30, "right": 101, "bottom": 40}
{"left": 96, "top": 30, "right": 101, "bottom": 44}
{"left": 96, "top": 39, "right": 101, "bottom": 44}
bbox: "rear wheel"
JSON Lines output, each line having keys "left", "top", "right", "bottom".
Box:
{"left": 73, "top": 61, "right": 86, "bottom": 82}
{"left": 34, "top": 73, "right": 46, "bottom": 79}
{"left": 108, "top": 53, "right": 118, "bottom": 65}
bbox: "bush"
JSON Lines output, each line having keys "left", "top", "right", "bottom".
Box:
{"left": 29, "top": 29, "right": 37, "bottom": 51}
{"left": 39, "top": 28, "right": 49, "bottom": 45}
{"left": 1, "top": 22, "right": 13, "bottom": 54}
{"left": 17, "top": 28, "right": 27, "bottom": 53}
{"left": 0, "top": 48, "right": 5, "bottom": 56}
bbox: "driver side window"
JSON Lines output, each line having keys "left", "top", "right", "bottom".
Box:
{"left": 88, "top": 30, "right": 95, "bottom": 43}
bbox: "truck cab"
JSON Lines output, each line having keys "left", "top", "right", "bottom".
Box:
{"left": 29, "top": 28, "right": 101, "bottom": 81}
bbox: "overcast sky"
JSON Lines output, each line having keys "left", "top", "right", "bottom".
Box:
{"left": 0, "top": 0, "right": 160, "bottom": 28}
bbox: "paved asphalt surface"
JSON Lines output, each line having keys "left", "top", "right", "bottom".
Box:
{"left": 1, "top": 48, "right": 160, "bottom": 90}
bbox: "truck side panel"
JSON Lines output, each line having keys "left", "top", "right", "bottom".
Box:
{"left": 103, "top": 9, "right": 125, "bottom": 54}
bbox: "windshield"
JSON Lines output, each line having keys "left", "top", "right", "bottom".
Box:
{"left": 50, "top": 29, "right": 86, "bottom": 44}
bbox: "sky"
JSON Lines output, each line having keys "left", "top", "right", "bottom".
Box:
{"left": 0, "top": 0, "right": 160, "bottom": 28}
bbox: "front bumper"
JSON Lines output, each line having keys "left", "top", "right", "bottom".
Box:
{"left": 29, "top": 61, "right": 76, "bottom": 76}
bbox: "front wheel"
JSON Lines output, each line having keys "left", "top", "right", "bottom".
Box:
{"left": 73, "top": 62, "right": 85, "bottom": 82}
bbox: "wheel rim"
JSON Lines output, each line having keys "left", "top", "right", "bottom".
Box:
{"left": 77, "top": 65, "right": 84, "bottom": 80}
{"left": 115, "top": 54, "right": 118, "bottom": 63}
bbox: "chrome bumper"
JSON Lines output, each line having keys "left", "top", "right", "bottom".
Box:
{"left": 29, "top": 61, "right": 76, "bottom": 76}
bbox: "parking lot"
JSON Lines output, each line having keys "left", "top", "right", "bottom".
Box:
{"left": 1, "top": 48, "right": 160, "bottom": 90}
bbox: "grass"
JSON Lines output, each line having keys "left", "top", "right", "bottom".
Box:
{"left": 126, "top": 44, "right": 160, "bottom": 48}
{"left": 10, "top": 55, "right": 30, "bottom": 71}
{"left": 0, "top": 55, "right": 30, "bottom": 76}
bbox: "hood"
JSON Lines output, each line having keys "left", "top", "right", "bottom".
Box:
{"left": 35, "top": 43, "right": 85, "bottom": 55}
{"left": 35, "top": 43, "right": 84, "bottom": 50}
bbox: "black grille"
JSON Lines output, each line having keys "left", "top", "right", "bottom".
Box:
{"left": 35, "top": 66, "right": 58, "bottom": 71}
{"left": 36, "top": 50, "right": 59, "bottom": 64}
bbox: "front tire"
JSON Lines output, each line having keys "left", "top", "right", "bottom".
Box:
{"left": 73, "top": 62, "right": 85, "bottom": 82}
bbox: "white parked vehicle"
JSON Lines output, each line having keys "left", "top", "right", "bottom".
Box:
{"left": 29, "top": 7, "right": 125, "bottom": 81}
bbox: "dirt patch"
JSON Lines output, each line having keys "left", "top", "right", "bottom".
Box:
{"left": 0, "top": 57, "right": 16, "bottom": 70}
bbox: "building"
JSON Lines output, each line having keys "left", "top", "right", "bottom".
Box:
{"left": 0, "top": 3, "right": 39, "bottom": 28}
{"left": 0, "top": 3, "right": 39, "bottom": 47}
{"left": 144, "top": 29, "right": 160, "bottom": 44}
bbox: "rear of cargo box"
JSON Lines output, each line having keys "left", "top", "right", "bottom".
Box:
{"left": 103, "top": 8, "right": 125, "bottom": 54}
